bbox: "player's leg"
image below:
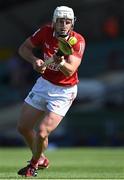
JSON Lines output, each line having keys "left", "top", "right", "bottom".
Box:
{"left": 32, "top": 111, "right": 63, "bottom": 161}
{"left": 17, "top": 102, "right": 44, "bottom": 152}
{"left": 17, "top": 102, "right": 49, "bottom": 177}
{"left": 17, "top": 109, "right": 62, "bottom": 177}
{"left": 17, "top": 102, "right": 48, "bottom": 158}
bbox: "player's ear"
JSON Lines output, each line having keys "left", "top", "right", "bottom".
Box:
{"left": 71, "top": 16, "right": 76, "bottom": 29}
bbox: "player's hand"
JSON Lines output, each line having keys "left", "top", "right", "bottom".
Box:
{"left": 33, "top": 59, "right": 46, "bottom": 74}
{"left": 53, "top": 54, "right": 64, "bottom": 64}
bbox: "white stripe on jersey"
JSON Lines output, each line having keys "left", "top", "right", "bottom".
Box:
{"left": 79, "top": 42, "right": 85, "bottom": 54}
{"left": 32, "top": 28, "right": 40, "bottom": 37}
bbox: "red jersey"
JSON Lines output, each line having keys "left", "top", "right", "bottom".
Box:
{"left": 30, "top": 24, "right": 85, "bottom": 86}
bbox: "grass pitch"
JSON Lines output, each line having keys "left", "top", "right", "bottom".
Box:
{"left": 0, "top": 147, "right": 124, "bottom": 179}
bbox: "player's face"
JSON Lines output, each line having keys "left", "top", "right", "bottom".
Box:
{"left": 54, "top": 18, "right": 73, "bottom": 36}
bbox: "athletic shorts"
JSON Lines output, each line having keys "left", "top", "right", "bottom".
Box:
{"left": 25, "top": 77, "right": 77, "bottom": 116}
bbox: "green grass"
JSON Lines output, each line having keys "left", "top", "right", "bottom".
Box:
{"left": 0, "top": 147, "right": 124, "bottom": 179}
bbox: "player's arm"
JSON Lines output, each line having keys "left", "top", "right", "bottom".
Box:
{"left": 55, "top": 39, "right": 85, "bottom": 77}
{"left": 61, "top": 55, "right": 82, "bottom": 76}
{"left": 55, "top": 55, "right": 82, "bottom": 77}
{"left": 19, "top": 37, "right": 41, "bottom": 64}
{"left": 18, "top": 38, "right": 46, "bottom": 73}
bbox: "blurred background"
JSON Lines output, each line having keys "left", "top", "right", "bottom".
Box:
{"left": 0, "top": 0, "right": 124, "bottom": 148}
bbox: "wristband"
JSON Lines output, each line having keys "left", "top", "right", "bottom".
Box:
{"left": 59, "top": 59, "right": 65, "bottom": 67}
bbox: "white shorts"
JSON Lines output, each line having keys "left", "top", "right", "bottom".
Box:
{"left": 25, "top": 77, "right": 77, "bottom": 116}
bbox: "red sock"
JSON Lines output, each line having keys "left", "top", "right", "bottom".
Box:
{"left": 30, "top": 158, "right": 39, "bottom": 168}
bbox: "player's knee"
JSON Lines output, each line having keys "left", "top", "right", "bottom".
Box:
{"left": 39, "top": 130, "right": 48, "bottom": 140}
{"left": 38, "top": 126, "right": 49, "bottom": 140}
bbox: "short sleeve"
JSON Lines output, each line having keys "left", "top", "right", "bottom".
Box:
{"left": 72, "top": 37, "right": 85, "bottom": 59}
{"left": 30, "top": 27, "right": 46, "bottom": 47}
